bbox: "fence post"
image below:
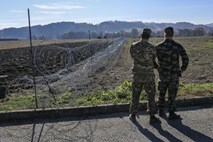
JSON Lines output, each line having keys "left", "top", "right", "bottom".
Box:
{"left": 28, "top": 8, "right": 38, "bottom": 109}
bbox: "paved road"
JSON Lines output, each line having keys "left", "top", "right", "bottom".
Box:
{"left": 0, "top": 105, "right": 212, "bottom": 142}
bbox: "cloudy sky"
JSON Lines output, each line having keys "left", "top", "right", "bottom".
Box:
{"left": 0, "top": 0, "right": 212, "bottom": 29}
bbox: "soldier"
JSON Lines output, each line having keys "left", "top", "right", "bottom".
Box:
{"left": 129, "top": 28, "right": 160, "bottom": 124}
{"left": 156, "top": 27, "right": 189, "bottom": 119}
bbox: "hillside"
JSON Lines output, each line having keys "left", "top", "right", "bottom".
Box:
{"left": 0, "top": 21, "right": 212, "bottom": 39}
{"left": 206, "top": 23, "right": 213, "bottom": 27}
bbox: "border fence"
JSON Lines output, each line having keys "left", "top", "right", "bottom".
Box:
{"left": 0, "top": 9, "right": 126, "bottom": 110}
{"left": 0, "top": 36, "right": 126, "bottom": 109}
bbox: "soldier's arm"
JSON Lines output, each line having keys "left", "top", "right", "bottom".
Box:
{"left": 153, "top": 46, "right": 159, "bottom": 69}
{"left": 179, "top": 45, "right": 189, "bottom": 72}
{"left": 153, "top": 57, "right": 159, "bottom": 69}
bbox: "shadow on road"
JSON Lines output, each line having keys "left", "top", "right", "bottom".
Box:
{"left": 151, "top": 123, "right": 182, "bottom": 142}
{"left": 31, "top": 123, "right": 45, "bottom": 142}
{"left": 31, "top": 123, "right": 36, "bottom": 142}
{"left": 167, "top": 118, "right": 213, "bottom": 142}
{"left": 132, "top": 120, "right": 164, "bottom": 142}
{"left": 0, "top": 105, "right": 212, "bottom": 142}
{"left": 29, "top": 118, "right": 96, "bottom": 142}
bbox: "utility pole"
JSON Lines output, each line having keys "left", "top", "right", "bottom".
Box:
{"left": 28, "top": 8, "right": 38, "bottom": 109}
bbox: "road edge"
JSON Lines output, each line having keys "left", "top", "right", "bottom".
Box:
{"left": 0, "top": 96, "right": 212, "bottom": 121}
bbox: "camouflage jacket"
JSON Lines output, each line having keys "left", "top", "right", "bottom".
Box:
{"left": 130, "top": 40, "right": 158, "bottom": 82}
{"left": 156, "top": 39, "right": 189, "bottom": 81}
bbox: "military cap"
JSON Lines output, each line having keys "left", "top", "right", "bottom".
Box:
{"left": 142, "top": 28, "right": 152, "bottom": 36}
{"left": 164, "top": 27, "right": 174, "bottom": 36}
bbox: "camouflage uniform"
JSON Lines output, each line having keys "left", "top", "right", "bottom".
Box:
{"left": 129, "top": 39, "right": 158, "bottom": 115}
{"left": 156, "top": 39, "right": 189, "bottom": 112}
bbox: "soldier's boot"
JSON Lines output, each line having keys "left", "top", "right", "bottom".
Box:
{"left": 158, "top": 109, "right": 166, "bottom": 118}
{"left": 149, "top": 115, "right": 161, "bottom": 124}
{"left": 129, "top": 114, "right": 136, "bottom": 122}
{"left": 168, "top": 112, "right": 181, "bottom": 120}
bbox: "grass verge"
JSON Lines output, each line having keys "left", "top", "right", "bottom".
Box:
{"left": 0, "top": 81, "right": 212, "bottom": 111}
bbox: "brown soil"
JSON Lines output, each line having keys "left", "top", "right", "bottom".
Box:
{"left": 93, "top": 45, "right": 133, "bottom": 90}
{"left": 0, "top": 41, "right": 103, "bottom": 86}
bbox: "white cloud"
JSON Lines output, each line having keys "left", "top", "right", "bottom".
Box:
{"left": 33, "top": 3, "right": 85, "bottom": 10}
{"left": 37, "top": 11, "right": 70, "bottom": 15}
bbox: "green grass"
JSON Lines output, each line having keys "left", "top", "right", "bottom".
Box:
{"left": 0, "top": 95, "right": 35, "bottom": 111}
{"left": 0, "top": 81, "right": 212, "bottom": 111}
{"left": 207, "top": 42, "right": 213, "bottom": 47}
{"left": 179, "top": 83, "right": 213, "bottom": 97}
{"left": 76, "top": 81, "right": 134, "bottom": 106}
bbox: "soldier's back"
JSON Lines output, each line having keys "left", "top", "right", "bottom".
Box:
{"left": 130, "top": 40, "right": 155, "bottom": 82}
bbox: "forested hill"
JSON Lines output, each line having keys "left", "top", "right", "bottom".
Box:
{"left": 0, "top": 21, "right": 212, "bottom": 39}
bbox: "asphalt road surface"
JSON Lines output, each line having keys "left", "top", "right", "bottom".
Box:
{"left": 0, "top": 105, "right": 212, "bottom": 142}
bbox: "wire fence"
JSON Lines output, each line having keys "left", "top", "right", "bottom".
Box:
{"left": 0, "top": 37, "right": 126, "bottom": 109}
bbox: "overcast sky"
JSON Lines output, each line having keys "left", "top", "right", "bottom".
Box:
{"left": 0, "top": 0, "right": 212, "bottom": 29}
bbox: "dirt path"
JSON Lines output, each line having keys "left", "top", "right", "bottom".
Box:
{"left": 93, "top": 43, "right": 133, "bottom": 90}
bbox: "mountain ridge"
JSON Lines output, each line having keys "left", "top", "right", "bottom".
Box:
{"left": 0, "top": 21, "right": 212, "bottom": 39}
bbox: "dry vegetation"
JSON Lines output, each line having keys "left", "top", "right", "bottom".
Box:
{"left": 97, "top": 36, "right": 213, "bottom": 89}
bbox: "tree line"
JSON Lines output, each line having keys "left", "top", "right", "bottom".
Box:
{"left": 31, "top": 27, "right": 213, "bottom": 40}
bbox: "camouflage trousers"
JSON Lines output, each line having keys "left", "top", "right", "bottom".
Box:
{"left": 129, "top": 80, "right": 157, "bottom": 115}
{"left": 158, "top": 80, "right": 179, "bottom": 112}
